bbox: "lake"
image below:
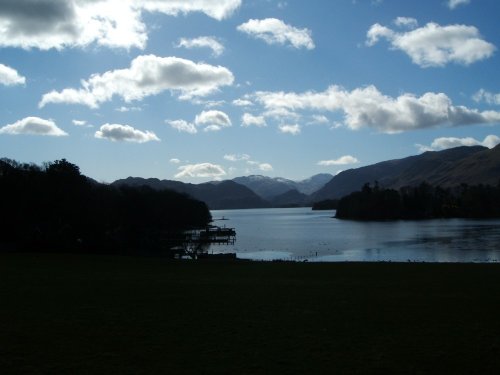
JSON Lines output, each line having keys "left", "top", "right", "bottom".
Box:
{"left": 209, "top": 207, "right": 500, "bottom": 262}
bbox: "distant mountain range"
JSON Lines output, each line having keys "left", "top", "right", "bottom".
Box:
{"left": 112, "top": 178, "right": 269, "bottom": 210}
{"left": 233, "top": 174, "right": 333, "bottom": 200}
{"left": 112, "top": 145, "right": 500, "bottom": 209}
{"left": 312, "top": 145, "right": 500, "bottom": 201}
{"left": 112, "top": 174, "right": 331, "bottom": 210}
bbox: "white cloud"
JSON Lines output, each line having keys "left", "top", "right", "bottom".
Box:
{"left": 232, "top": 98, "right": 254, "bottom": 107}
{"left": 263, "top": 107, "right": 300, "bottom": 121}
{"left": 39, "top": 55, "right": 234, "bottom": 108}
{"left": 72, "top": 120, "right": 86, "bottom": 126}
{"left": 278, "top": 124, "right": 301, "bottom": 135}
{"left": 237, "top": 18, "right": 315, "bottom": 50}
{"left": 309, "top": 115, "right": 329, "bottom": 124}
{"left": 195, "top": 110, "right": 232, "bottom": 127}
{"left": 115, "top": 106, "right": 142, "bottom": 112}
{"left": 176, "top": 36, "right": 224, "bottom": 57}
{"left": 447, "top": 0, "right": 470, "bottom": 10}
{"left": 95, "top": 123, "right": 159, "bottom": 143}
{"left": 167, "top": 119, "right": 197, "bottom": 134}
{"left": 203, "top": 125, "right": 223, "bottom": 132}
{"left": 473, "top": 89, "right": 500, "bottom": 105}
{"left": 417, "top": 135, "right": 500, "bottom": 152}
{"left": 393, "top": 17, "right": 418, "bottom": 29}
{"left": 0, "top": 116, "right": 67, "bottom": 136}
{"left": 139, "top": 0, "right": 242, "bottom": 20}
{"left": 72, "top": 119, "right": 93, "bottom": 128}
{"left": 0, "top": 0, "right": 241, "bottom": 50}
{"left": 241, "top": 113, "right": 267, "bottom": 127}
{"left": 317, "top": 155, "right": 359, "bottom": 166}
{"left": 224, "top": 153, "right": 250, "bottom": 162}
{"left": 0, "top": 63, "right": 25, "bottom": 86}
{"left": 366, "top": 21, "right": 495, "bottom": 67}
{"left": 253, "top": 85, "right": 500, "bottom": 134}
{"left": 258, "top": 163, "right": 273, "bottom": 171}
{"left": 175, "top": 163, "right": 226, "bottom": 179}
{"left": 169, "top": 158, "right": 181, "bottom": 164}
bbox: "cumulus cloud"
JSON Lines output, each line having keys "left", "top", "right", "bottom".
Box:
{"left": 473, "top": 89, "right": 500, "bottom": 105}
{"left": 0, "top": 0, "right": 241, "bottom": 50}
{"left": 195, "top": 110, "right": 232, "bottom": 132}
{"left": 393, "top": 17, "right": 418, "bottom": 29}
{"left": 72, "top": 120, "right": 87, "bottom": 126}
{"left": 176, "top": 36, "right": 224, "bottom": 57}
{"left": 72, "top": 119, "right": 93, "bottom": 128}
{"left": 263, "top": 107, "right": 300, "bottom": 121}
{"left": 169, "top": 158, "right": 181, "bottom": 164}
{"left": 448, "top": 0, "right": 470, "bottom": 9}
{"left": 140, "top": 0, "right": 242, "bottom": 20}
{"left": 366, "top": 21, "right": 495, "bottom": 67}
{"left": 317, "top": 155, "right": 359, "bottom": 166}
{"left": 417, "top": 135, "right": 500, "bottom": 152}
{"left": 309, "top": 115, "right": 329, "bottom": 124}
{"left": 253, "top": 85, "right": 500, "bottom": 134}
{"left": 258, "top": 163, "right": 273, "bottom": 171}
{"left": 278, "top": 124, "right": 301, "bottom": 135}
{"left": 241, "top": 113, "right": 266, "bottom": 127}
{"left": 232, "top": 98, "right": 254, "bottom": 107}
{"left": 237, "top": 18, "right": 315, "bottom": 50}
{"left": 39, "top": 55, "right": 234, "bottom": 108}
{"left": 115, "top": 106, "right": 142, "bottom": 112}
{"left": 0, "top": 116, "right": 67, "bottom": 136}
{"left": 95, "top": 123, "right": 159, "bottom": 143}
{"left": 0, "top": 63, "right": 26, "bottom": 86}
{"left": 224, "top": 153, "right": 250, "bottom": 162}
{"left": 167, "top": 120, "right": 198, "bottom": 134}
{"left": 175, "top": 163, "right": 226, "bottom": 179}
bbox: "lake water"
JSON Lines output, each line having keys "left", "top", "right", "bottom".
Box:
{"left": 209, "top": 207, "right": 500, "bottom": 262}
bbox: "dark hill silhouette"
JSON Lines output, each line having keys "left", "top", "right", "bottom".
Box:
{"left": 271, "top": 189, "right": 308, "bottom": 207}
{"left": 0, "top": 158, "right": 211, "bottom": 254}
{"left": 112, "top": 177, "right": 269, "bottom": 209}
{"left": 312, "top": 146, "right": 498, "bottom": 201}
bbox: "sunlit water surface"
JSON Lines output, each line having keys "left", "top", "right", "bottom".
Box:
{"left": 209, "top": 207, "right": 500, "bottom": 262}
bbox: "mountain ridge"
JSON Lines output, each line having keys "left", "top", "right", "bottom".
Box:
{"left": 233, "top": 173, "right": 332, "bottom": 200}
{"left": 312, "top": 145, "right": 499, "bottom": 201}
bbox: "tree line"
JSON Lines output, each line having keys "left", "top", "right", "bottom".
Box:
{"left": 335, "top": 181, "right": 500, "bottom": 221}
{"left": 0, "top": 158, "right": 211, "bottom": 254}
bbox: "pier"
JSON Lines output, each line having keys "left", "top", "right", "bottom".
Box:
{"left": 171, "top": 225, "right": 236, "bottom": 259}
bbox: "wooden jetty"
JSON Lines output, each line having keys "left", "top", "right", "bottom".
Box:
{"left": 172, "top": 225, "right": 236, "bottom": 259}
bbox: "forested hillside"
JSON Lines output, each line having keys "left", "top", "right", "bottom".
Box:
{"left": 0, "top": 158, "right": 211, "bottom": 253}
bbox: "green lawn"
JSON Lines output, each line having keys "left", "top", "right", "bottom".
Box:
{"left": 1, "top": 253, "right": 500, "bottom": 374}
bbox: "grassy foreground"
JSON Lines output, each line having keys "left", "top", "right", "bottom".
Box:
{"left": 1, "top": 254, "right": 500, "bottom": 374}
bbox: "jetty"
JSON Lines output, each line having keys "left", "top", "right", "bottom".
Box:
{"left": 170, "top": 225, "right": 236, "bottom": 259}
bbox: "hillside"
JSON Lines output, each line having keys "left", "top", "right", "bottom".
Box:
{"left": 112, "top": 177, "right": 269, "bottom": 210}
{"left": 312, "top": 146, "right": 499, "bottom": 201}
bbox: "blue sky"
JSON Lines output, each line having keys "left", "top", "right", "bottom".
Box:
{"left": 1, "top": 0, "right": 499, "bottom": 183}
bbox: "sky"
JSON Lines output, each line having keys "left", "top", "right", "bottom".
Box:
{"left": 0, "top": 0, "right": 499, "bottom": 183}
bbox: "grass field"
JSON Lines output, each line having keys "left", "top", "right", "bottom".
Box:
{"left": 1, "top": 253, "right": 500, "bottom": 374}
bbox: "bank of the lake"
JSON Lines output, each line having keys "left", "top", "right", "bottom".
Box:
{"left": 210, "top": 207, "right": 500, "bottom": 262}
{"left": 2, "top": 253, "right": 500, "bottom": 374}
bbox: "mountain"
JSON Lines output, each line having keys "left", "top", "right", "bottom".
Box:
{"left": 293, "top": 173, "right": 334, "bottom": 195}
{"left": 112, "top": 177, "right": 269, "bottom": 210}
{"left": 233, "top": 173, "right": 332, "bottom": 200}
{"left": 271, "top": 189, "right": 308, "bottom": 207}
{"left": 312, "top": 145, "right": 499, "bottom": 201}
{"left": 232, "top": 175, "right": 296, "bottom": 200}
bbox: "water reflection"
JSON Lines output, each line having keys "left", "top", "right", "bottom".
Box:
{"left": 209, "top": 208, "right": 500, "bottom": 263}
